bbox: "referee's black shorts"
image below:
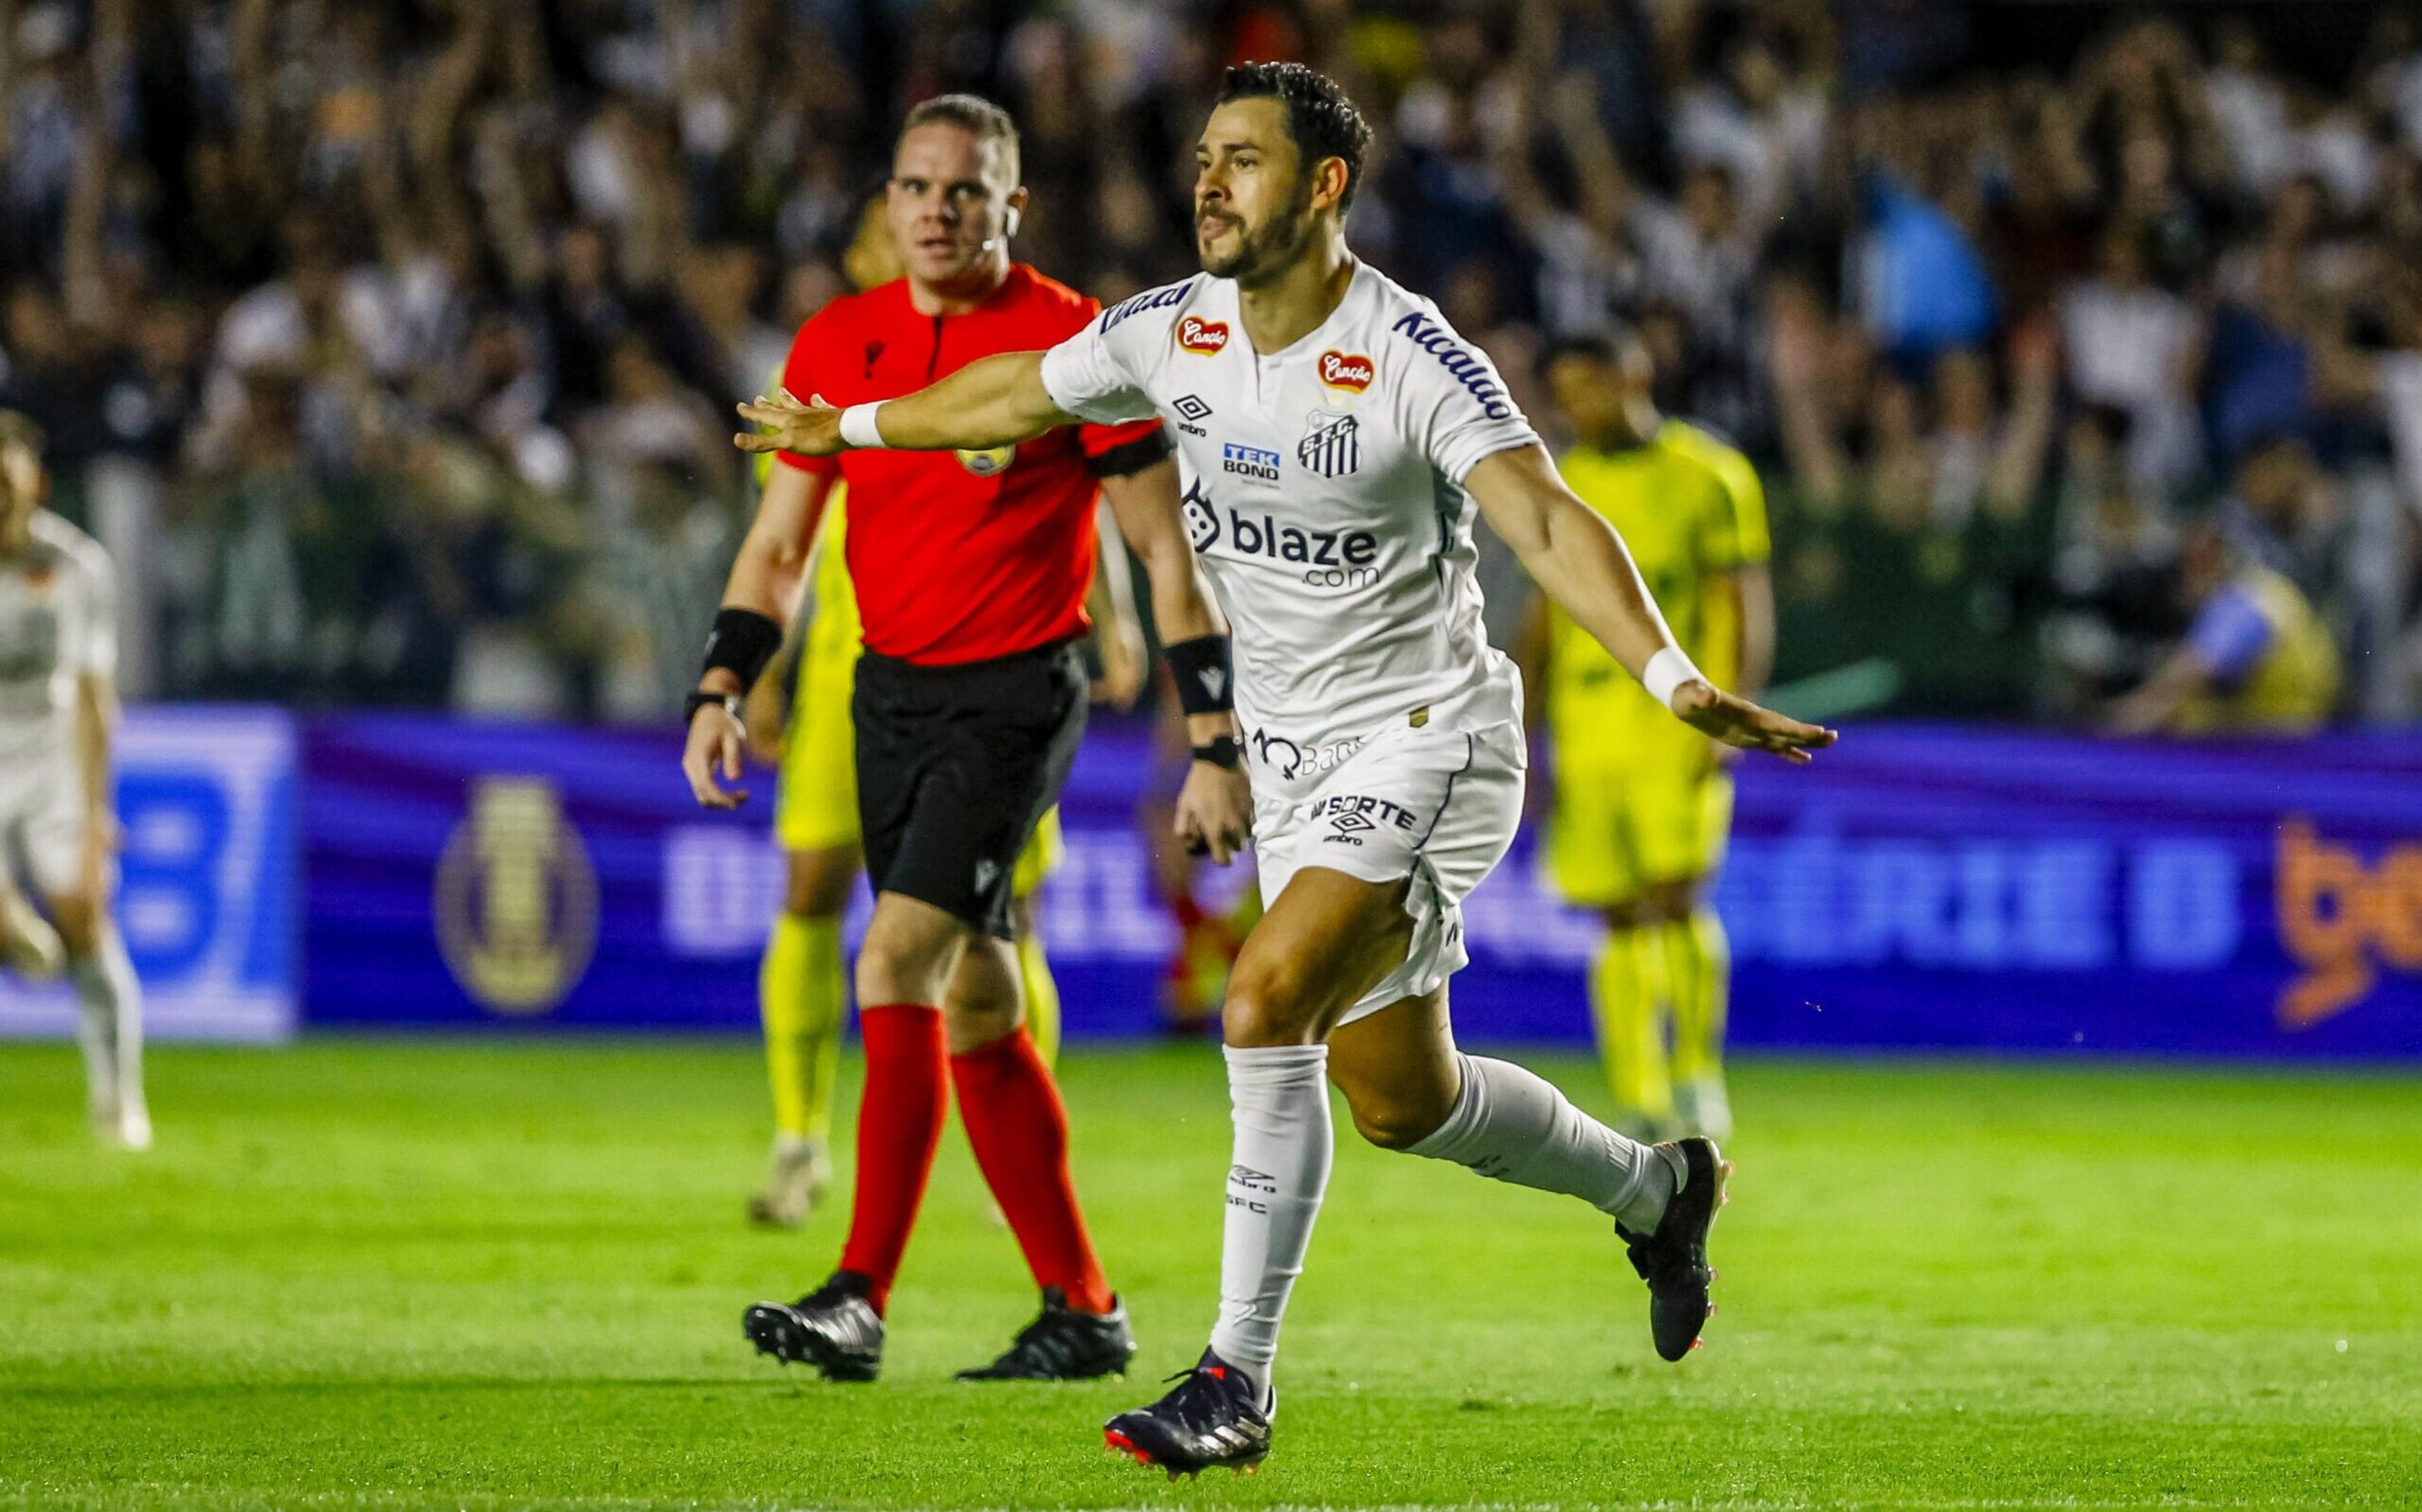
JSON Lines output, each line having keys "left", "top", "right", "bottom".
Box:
{"left": 851, "top": 637, "right": 1087, "bottom": 939}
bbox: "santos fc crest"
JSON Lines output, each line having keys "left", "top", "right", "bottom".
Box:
{"left": 1298, "top": 409, "right": 1360, "bottom": 479}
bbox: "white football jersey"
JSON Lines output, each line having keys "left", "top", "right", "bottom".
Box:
{"left": 1040, "top": 260, "right": 1538, "bottom": 757}
{"left": 0, "top": 510, "right": 115, "bottom": 757}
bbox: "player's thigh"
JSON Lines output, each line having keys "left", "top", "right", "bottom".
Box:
{"left": 1225, "top": 864, "right": 1421, "bottom": 1045}
{"left": 1009, "top": 805, "right": 1063, "bottom": 901}
{"left": 16, "top": 782, "right": 100, "bottom": 953}
{"left": 1632, "top": 767, "right": 1733, "bottom": 906}
{"left": 1546, "top": 753, "right": 1647, "bottom": 910}
{"left": 776, "top": 646, "right": 862, "bottom": 855}
{"left": 1325, "top": 986, "right": 1461, "bottom": 1149}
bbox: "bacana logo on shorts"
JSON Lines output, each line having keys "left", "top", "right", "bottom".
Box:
{"left": 1318, "top": 351, "right": 1374, "bottom": 393}
{"left": 1178, "top": 316, "right": 1230, "bottom": 356}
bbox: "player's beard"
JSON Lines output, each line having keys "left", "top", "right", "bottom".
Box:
{"left": 1197, "top": 175, "right": 1316, "bottom": 287}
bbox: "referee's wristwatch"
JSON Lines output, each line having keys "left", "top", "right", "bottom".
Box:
{"left": 1191, "top": 735, "right": 1241, "bottom": 771}
{"left": 684, "top": 690, "right": 745, "bottom": 730}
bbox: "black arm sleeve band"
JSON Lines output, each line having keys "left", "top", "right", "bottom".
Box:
{"left": 1083, "top": 426, "right": 1177, "bottom": 479}
{"left": 700, "top": 607, "right": 784, "bottom": 694}
{"left": 1164, "top": 634, "right": 1234, "bottom": 715}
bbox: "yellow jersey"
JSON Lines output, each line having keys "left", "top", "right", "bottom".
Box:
{"left": 1546, "top": 421, "right": 1769, "bottom": 765}
{"left": 2174, "top": 565, "right": 2341, "bottom": 734}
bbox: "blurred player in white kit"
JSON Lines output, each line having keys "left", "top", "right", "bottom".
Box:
{"left": 0, "top": 410, "right": 147, "bottom": 1150}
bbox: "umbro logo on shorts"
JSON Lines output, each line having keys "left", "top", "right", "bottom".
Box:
{"left": 1323, "top": 811, "right": 1376, "bottom": 846}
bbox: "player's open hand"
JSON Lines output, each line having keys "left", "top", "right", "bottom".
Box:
{"left": 734, "top": 389, "right": 845, "bottom": 458}
{"left": 1174, "top": 762, "right": 1253, "bottom": 864}
{"left": 1672, "top": 682, "right": 1837, "bottom": 765}
{"left": 682, "top": 700, "right": 750, "bottom": 809}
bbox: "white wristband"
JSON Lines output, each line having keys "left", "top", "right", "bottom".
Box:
{"left": 838, "top": 402, "right": 889, "bottom": 450}
{"left": 1642, "top": 646, "right": 1705, "bottom": 711}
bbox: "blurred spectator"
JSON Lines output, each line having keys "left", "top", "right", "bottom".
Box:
{"left": 2107, "top": 516, "right": 2342, "bottom": 735}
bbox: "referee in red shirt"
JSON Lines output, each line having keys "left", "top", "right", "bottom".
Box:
{"left": 682, "top": 95, "right": 1251, "bottom": 1382}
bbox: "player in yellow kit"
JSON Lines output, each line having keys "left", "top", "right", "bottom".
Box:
{"left": 740, "top": 197, "right": 1147, "bottom": 1226}
{"left": 1519, "top": 332, "right": 1774, "bottom": 1141}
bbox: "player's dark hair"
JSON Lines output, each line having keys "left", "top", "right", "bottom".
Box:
{"left": 1217, "top": 61, "right": 1373, "bottom": 211}
{"left": 0, "top": 409, "right": 44, "bottom": 457}
{"left": 901, "top": 93, "right": 1021, "bottom": 182}
{"left": 1540, "top": 324, "right": 1648, "bottom": 376}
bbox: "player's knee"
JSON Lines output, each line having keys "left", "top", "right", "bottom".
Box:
{"left": 783, "top": 849, "right": 855, "bottom": 917}
{"left": 1222, "top": 956, "right": 1321, "bottom": 1046}
{"left": 46, "top": 893, "right": 99, "bottom": 957}
{"left": 1345, "top": 1088, "right": 1452, "bottom": 1151}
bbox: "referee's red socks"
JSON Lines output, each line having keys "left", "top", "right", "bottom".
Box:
{"left": 838, "top": 1003, "right": 951, "bottom": 1315}
{"left": 951, "top": 1026, "right": 1116, "bottom": 1315}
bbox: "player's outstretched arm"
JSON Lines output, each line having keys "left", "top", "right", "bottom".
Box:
{"left": 732, "top": 351, "right": 1074, "bottom": 459}
{"left": 1465, "top": 445, "right": 1837, "bottom": 764}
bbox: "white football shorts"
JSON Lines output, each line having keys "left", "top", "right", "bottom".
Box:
{"left": 0, "top": 741, "right": 86, "bottom": 898}
{"left": 1247, "top": 718, "right": 1525, "bottom": 1025}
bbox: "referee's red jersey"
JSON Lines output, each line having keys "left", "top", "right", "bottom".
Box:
{"left": 775, "top": 264, "right": 1167, "bottom": 666}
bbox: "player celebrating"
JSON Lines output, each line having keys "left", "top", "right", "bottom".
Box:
{"left": 742, "top": 197, "right": 1144, "bottom": 1229}
{"left": 0, "top": 411, "right": 147, "bottom": 1151}
{"left": 737, "top": 63, "right": 1830, "bottom": 1469}
{"left": 683, "top": 95, "right": 1249, "bottom": 1383}
{"left": 1521, "top": 332, "right": 1772, "bottom": 1142}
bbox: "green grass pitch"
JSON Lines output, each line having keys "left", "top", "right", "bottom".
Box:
{"left": 3, "top": 1038, "right": 2419, "bottom": 1511}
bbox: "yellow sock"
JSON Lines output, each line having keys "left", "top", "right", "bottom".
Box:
{"left": 1588, "top": 926, "right": 1673, "bottom": 1124}
{"left": 761, "top": 912, "right": 846, "bottom": 1143}
{"left": 1017, "top": 928, "right": 1061, "bottom": 1069}
{"left": 1666, "top": 909, "right": 1730, "bottom": 1085}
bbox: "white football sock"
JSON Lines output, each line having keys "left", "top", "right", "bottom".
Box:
{"left": 1407, "top": 1054, "right": 1678, "bottom": 1232}
{"left": 1206, "top": 1043, "right": 1332, "bottom": 1399}
{"left": 73, "top": 931, "right": 144, "bottom": 1124}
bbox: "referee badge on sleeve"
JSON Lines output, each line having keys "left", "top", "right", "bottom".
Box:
{"left": 1297, "top": 408, "right": 1360, "bottom": 479}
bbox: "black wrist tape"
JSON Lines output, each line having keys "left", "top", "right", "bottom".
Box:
{"left": 1166, "top": 634, "right": 1234, "bottom": 715}
{"left": 701, "top": 607, "right": 783, "bottom": 694}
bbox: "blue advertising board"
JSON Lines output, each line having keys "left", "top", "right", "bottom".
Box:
{"left": 0, "top": 707, "right": 297, "bottom": 1043}
{"left": 298, "top": 713, "right": 2422, "bottom": 1057}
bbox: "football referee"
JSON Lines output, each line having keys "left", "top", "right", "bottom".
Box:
{"left": 681, "top": 95, "right": 1251, "bottom": 1383}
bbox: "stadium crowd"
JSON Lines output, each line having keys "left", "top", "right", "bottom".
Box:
{"left": 4, "top": 0, "right": 2421, "bottom": 725}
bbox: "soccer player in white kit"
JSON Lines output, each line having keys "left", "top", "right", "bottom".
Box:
{"left": 736, "top": 64, "right": 1832, "bottom": 1472}
{"left": 0, "top": 411, "right": 148, "bottom": 1151}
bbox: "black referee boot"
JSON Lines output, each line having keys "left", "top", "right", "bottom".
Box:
{"left": 957, "top": 1287, "right": 1136, "bottom": 1380}
{"left": 742, "top": 1271, "right": 884, "bottom": 1382}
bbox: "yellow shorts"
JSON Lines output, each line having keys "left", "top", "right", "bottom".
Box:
{"left": 1545, "top": 740, "right": 1734, "bottom": 907}
{"left": 773, "top": 637, "right": 1063, "bottom": 898}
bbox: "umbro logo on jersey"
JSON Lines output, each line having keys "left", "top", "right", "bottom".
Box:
{"left": 1297, "top": 409, "right": 1360, "bottom": 479}
{"left": 1173, "top": 394, "right": 1213, "bottom": 422}
{"left": 1222, "top": 442, "right": 1280, "bottom": 481}
{"left": 1177, "top": 316, "right": 1231, "bottom": 356}
{"left": 1318, "top": 350, "right": 1374, "bottom": 393}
